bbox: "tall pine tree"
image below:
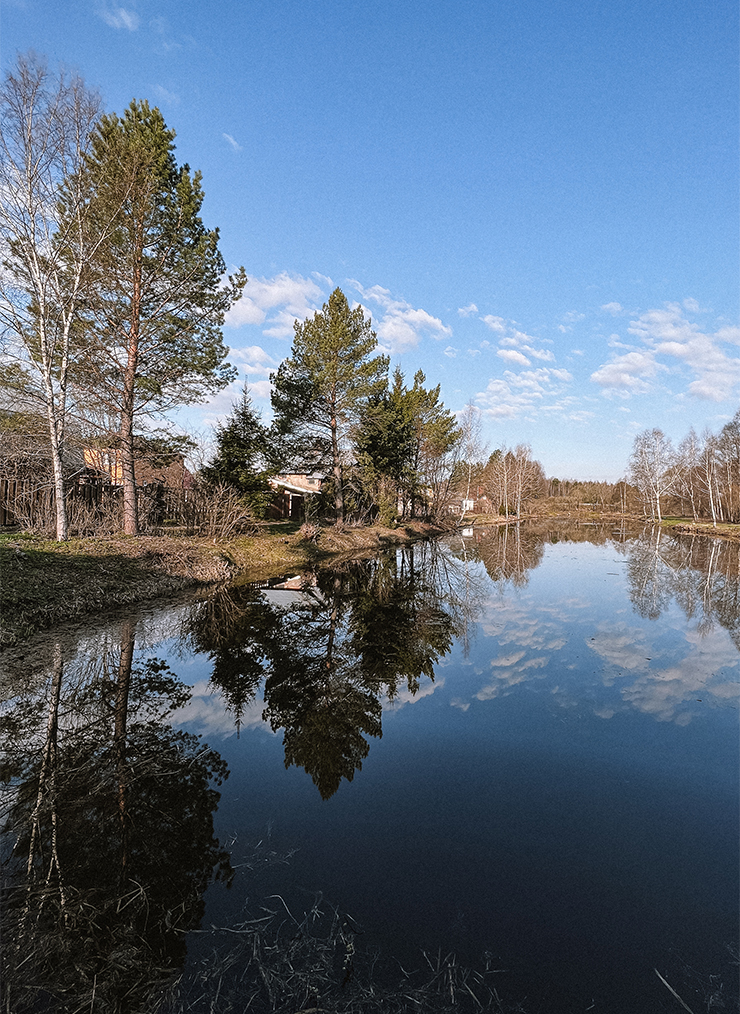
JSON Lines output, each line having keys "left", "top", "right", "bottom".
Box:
{"left": 68, "top": 100, "right": 245, "bottom": 534}
{"left": 271, "top": 288, "right": 388, "bottom": 523}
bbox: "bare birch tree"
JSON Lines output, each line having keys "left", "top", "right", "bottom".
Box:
{"left": 458, "top": 400, "right": 488, "bottom": 507}
{"left": 696, "top": 429, "right": 721, "bottom": 526}
{"left": 628, "top": 428, "right": 676, "bottom": 523}
{"left": 0, "top": 54, "right": 101, "bottom": 540}
{"left": 675, "top": 428, "right": 701, "bottom": 521}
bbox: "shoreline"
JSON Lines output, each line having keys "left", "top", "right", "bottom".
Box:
{"left": 0, "top": 520, "right": 447, "bottom": 649}
{"left": 2, "top": 513, "right": 738, "bottom": 649}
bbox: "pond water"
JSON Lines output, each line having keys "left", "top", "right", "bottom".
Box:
{"left": 1, "top": 523, "right": 738, "bottom": 1013}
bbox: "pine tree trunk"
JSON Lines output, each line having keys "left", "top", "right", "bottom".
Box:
{"left": 120, "top": 225, "right": 143, "bottom": 536}
{"left": 120, "top": 380, "right": 138, "bottom": 535}
{"left": 329, "top": 395, "right": 344, "bottom": 524}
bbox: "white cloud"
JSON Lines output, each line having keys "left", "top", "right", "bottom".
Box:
{"left": 477, "top": 367, "right": 573, "bottom": 420}
{"left": 153, "top": 85, "right": 179, "bottom": 106}
{"left": 450, "top": 698, "right": 470, "bottom": 711}
{"left": 497, "top": 349, "right": 531, "bottom": 366}
{"left": 629, "top": 304, "right": 740, "bottom": 401}
{"left": 586, "top": 625, "right": 650, "bottom": 671}
{"left": 601, "top": 302, "right": 624, "bottom": 315}
{"left": 229, "top": 344, "right": 279, "bottom": 377}
{"left": 490, "top": 651, "right": 526, "bottom": 667}
{"left": 619, "top": 627, "right": 740, "bottom": 722}
{"left": 171, "top": 682, "right": 269, "bottom": 738}
{"left": 223, "top": 133, "right": 242, "bottom": 151}
{"left": 458, "top": 303, "right": 478, "bottom": 317}
{"left": 443, "top": 346, "right": 458, "bottom": 358}
{"left": 383, "top": 678, "right": 443, "bottom": 710}
{"left": 481, "top": 315, "right": 506, "bottom": 333}
{"left": 494, "top": 327, "right": 555, "bottom": 363}
{"left": 98, "top": 5, "right": 139, "bottom": 29}
{"left": 245, "top": 379, "right": 272, "bottom": 400}
{"left": 590, "top": 350, "right": 661, "bottom": 395}
{"left": 592, "top": 302, "right": 740, "bottom": 402}
{"left": 350, "top": 281, "right": 452, "bottom": 352}
{"left": 607, "top": 335, "right": 634, "bottom": 349}
{"left": 225, "top": 272, "right": 325, "bottom": 337}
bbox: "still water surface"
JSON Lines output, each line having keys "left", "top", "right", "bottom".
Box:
{"left": 2, "top": 523, "right": 738, "bottom": 1012}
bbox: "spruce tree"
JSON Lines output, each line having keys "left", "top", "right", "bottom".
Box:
{"left": 201, "top": 384, "right": 272, "bottom": 511}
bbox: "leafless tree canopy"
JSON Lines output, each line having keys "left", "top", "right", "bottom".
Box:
{"left": 0, "top": 53, "right": 101, "bottom": 539}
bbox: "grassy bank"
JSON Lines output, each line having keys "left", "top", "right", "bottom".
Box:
{"left": 0, "top": 520, "right": 446, "bottom": 649}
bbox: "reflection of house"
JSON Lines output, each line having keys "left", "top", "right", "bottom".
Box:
{"left": 268, "top": 473, "right": 323, "bottom": 519}
{"left": 258, "top": 572, "right": 326, "bottom": 609}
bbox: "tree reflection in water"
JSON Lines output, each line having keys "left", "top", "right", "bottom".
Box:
{"left": 623, "top": 526, "right": 740, "bottom": 644}
{"left": 471, "top": 523, "right": 546, "bottom": 588}
{"left": 1, "top": 525, "right": 737, "bottom": 1012}
{"left": 0, "top": 619, "right": 231, "bottom": 1013}
{"left": 186, "top": 540, "right": 486, "bottom": 799}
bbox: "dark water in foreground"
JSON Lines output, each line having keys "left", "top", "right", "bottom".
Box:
{"left": 1, "top": 523, "right": 738, "bottom": 1012}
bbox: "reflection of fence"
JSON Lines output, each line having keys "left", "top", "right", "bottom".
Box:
{"left": 0, "top": 478, "right": 248, "bottom": 535}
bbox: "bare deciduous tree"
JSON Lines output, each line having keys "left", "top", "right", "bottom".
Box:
{"left": 458, "top": 400, "right": 488, "bottom": 508}
{"left": 675, "top": 427, "right": 701, "bottom": 521}
{"left": 0, "top": 54, "right": 101, "bottom": 539}
{"left": 483, "top": 444, "right": 545, "bottom": 516}
{"left": 629, "top": 428, "right": 677, "bottom": 523}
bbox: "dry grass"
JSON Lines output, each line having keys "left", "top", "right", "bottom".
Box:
{"left": 6, "top": 509, "right": 736, "bottom": 648}
{"left": 664, "top": 519, "right": 740, "bottom": 541}
{"left": 0, "top": 521, "right": 447, "bottom": 648}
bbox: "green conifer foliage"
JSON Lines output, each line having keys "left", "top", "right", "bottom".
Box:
{"left": 68, "top": 99, "right": 245, "bottom": 534}
{"left": 201, "top": 384, "right": 273, "bottom": 513}
{"left": 271, "top": 288, "right": 389, "bottom": 523}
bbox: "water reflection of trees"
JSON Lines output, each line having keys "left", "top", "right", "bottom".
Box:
{"left": 624, "top": 528, "right": 740, "bottom": 647}
{"left": 0, "top": 620, "right": 230, "bottom": 1013}
{"left": 471, "top": 523, "right": 546, "bottom": 588}
{"left": 461, "top": 521, "right": 639, "bottom": 590}
{"left": 185, "top": 541, "right": 485, "bottom": 799}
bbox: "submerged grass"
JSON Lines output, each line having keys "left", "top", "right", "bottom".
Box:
{"left": 163, "top": 896, "right": 525, "bottom": 1014}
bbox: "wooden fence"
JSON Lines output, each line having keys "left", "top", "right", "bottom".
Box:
{"left": 0, "top": 478, "right": 259, "bottom": 536}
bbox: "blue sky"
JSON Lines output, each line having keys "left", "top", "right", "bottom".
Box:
{"left": 4, "top": 0, "right": 738, "bottom": 479}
